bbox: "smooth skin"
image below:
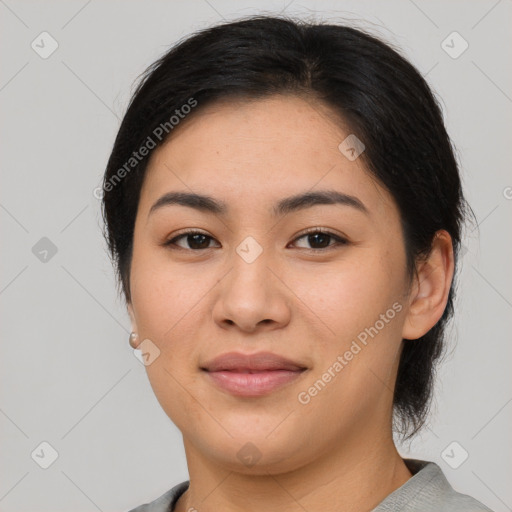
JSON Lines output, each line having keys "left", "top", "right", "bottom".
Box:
{"left": 127, "top": 95, "right": 454, "bottom": 512}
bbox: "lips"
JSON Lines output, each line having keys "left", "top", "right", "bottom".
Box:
{"left": 201, "top": 351, "right": 308, "bottom": 397}
{"left": 201, "top": 351, "right": 307, "bottom": 373}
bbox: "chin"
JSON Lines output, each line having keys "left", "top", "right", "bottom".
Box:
{"left": 194, "top": 430, "right": 312, "bottom": 475}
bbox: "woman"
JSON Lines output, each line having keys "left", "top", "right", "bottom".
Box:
{"left": 101, "top": 15, "right": 493, "bottom": 512}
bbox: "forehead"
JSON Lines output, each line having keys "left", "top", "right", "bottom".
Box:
{"left": 139, "top": 95, "right": 396, "bottom": 221}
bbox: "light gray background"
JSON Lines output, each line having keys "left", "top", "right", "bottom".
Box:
{"left": 1, "top": 1, "right": 511, "bottom": 511}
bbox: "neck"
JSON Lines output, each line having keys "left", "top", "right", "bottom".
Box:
{"left": 175, "top": 427, "right": 413, "bottom": 512}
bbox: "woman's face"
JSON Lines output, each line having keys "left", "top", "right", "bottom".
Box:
{"left": 128, "top": 95, "right": 414, "bottom": 473}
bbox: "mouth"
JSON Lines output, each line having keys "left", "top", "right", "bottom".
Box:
{"left": 200, "top": 351, "right": 308, "bottom": 397}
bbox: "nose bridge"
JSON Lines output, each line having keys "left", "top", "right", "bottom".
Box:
{"left": 230, "top": 234, "right": 271, "bottom": 295}
{"left": 235, "top": 234, "right": 266, "bottom": 267}
{"left": 213, "top": 233, "right": 289, "bottom": 331}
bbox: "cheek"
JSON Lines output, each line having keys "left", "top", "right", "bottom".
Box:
{"left": 291, "top": 253, "right": 398, "bottom": 338}
{"left": 129, "top": 247, "right": 217, "bottom": 398}
{"left": 291, "top": 248, "right": 407, "bottom": 397}
{"left": 130, "top": 253, "right": 206, "bottom": 426}
{"left": 130, "top": 246, "right": 199, "bottom": 335}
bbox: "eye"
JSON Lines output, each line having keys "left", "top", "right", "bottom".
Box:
{"left": 164, "top": 230, "right": 219, "bottom": 251}
{"left": 163, "top": 228, "right": 348, "bottom": 252}
{"left": 290, "top": 228, "right": 348, "bottom": 251}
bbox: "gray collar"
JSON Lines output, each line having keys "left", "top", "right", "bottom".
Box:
{"left": 129, "top": 458, "right": 493, "bottom": 512}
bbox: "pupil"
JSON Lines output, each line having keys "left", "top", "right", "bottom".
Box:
{"left": 309, "top": 233, "right": 329, "bottom": 248}
{"left": 190, "top": 234, "right": 209, "bottom": 249}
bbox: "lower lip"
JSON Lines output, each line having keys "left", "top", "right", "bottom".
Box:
{"left": 204, "top": 369, "right": 305, "bottom": 397}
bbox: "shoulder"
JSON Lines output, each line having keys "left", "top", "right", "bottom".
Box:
{"left": 373, "top": 459, "right": 494, "bottom": 512}
{"left": 415, "top": 460, "right": 494, "bottom": 511}
{"left": 126, "top": 481, "right": 190, "bottom": 512}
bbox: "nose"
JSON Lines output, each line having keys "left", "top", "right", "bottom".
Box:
{"left": 212, "top": 248, "right": 291, "bottom": 334}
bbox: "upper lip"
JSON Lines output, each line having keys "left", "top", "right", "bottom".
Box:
{"left": 201, "top": 351, "right": 307, "bottom": 372}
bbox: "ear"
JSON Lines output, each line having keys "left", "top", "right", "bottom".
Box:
{"left": 402, "top": 230, "right": 455, "bottom": 341}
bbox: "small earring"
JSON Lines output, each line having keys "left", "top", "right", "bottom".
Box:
{"left": 129, "top": 332, "right": 139, "bottom": 349}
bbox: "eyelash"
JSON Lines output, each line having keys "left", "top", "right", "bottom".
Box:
{"left": 163, "top": 227, "right": 348, "bottom": 253}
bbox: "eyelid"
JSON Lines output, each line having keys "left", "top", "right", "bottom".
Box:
{"left": 295, "top": 226, "right": 347, "bottom": 239}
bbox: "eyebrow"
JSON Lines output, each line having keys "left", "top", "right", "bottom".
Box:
{"left": 148, "top": 189, "right": 369, "bottom": 219}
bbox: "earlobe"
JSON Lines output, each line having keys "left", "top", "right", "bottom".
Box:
{"left": 401, "top": 230, "right": 455, "bottom": 341}
{"left": 127, "top": 303, "right": 141, "bottom": 349}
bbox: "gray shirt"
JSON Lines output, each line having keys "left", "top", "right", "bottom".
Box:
{"left": 127, "top": 458, "right": 494, "bottom": 512}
